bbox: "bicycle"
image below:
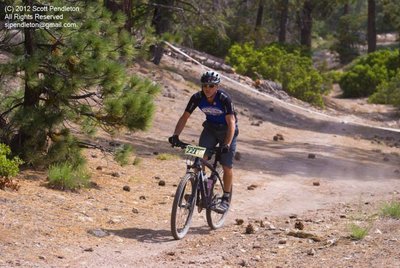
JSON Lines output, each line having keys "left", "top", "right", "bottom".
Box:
{"left": 170, "top": 141, "right": 232, "bottom": 240}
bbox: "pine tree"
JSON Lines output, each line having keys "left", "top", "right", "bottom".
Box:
{"left": 0, "top": 0, "right": 159, "bottom": 165}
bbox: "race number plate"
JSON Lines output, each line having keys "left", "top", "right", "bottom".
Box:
{"left": 184, "top": 145, "right": 206, "bottom": 158}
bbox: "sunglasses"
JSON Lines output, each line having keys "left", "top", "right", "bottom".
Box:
{"left": 202, "top": 84, "right": 217, "bottom": 88}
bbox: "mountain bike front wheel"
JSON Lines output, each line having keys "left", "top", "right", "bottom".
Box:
{"left": 206, "top": 181, "right": 232, "bottom": 230}
{"left": 171, "top": 173, "right": 197, "bottom": 240}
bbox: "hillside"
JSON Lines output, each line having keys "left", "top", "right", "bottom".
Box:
{"left": 1, "top": 50, "right": 400, "bottom": 268}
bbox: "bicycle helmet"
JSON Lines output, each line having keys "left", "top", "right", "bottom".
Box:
{"left": 201, "top": 71, "right": 221, "bottom": 84}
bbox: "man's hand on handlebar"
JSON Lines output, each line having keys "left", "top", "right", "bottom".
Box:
{"left": 221, "top": 144, "right": 230, "bottom": 154}
{"left": 168, "top": 135, "right": 181, "bottom": 147}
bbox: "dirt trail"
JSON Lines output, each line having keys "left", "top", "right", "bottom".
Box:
{"left": 1, "top": 54, "right": 400, "bottom": 267}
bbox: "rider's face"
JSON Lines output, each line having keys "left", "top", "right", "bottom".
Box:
{"left": 202, "top": 84, "right": 218, "bottom": 99}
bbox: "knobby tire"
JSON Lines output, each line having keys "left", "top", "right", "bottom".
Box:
{"left": 206, "top": 179, "right": 232, "bottom": 230}
{"left": 171, "top": 173, "right": 197, "bottom": 240}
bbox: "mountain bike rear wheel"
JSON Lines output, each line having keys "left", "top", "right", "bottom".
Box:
{"left": 206, "top": 181, "right": 232, "bottom": 230}
{"left": 171, "top": 173, "right": 197, "bottom": 240}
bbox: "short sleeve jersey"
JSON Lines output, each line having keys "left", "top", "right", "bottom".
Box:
{"left": 185, "top": 89, "right": 236, "bottom": 125}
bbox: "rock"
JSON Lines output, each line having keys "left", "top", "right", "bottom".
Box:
{"left": 339, "top": 214, "right": 347, "bottom": 218}
{"left": 295, "top": 221, "right": 304, "bottom": 230}
{"left": 132, "top": 208, "right": 139, "bottom": 214}
{"left": 289, "top": 214, "right": 298, "bottom": 219}
{"left": 139, "top": 195, "right": 146, "bottom": 200}
{"left": 111, "top": 172, "right": 121, "bottom": 178}
{"left": 108, "top": 217, "right": 122, "bottom": 224}
{"left": 38, "top": 255, "right": 46, "bottom": 260}
{"left": 313, "top": 181, "right": 320, "bottom": 186}
{"left": 154, "top": 176, "right": 161, "bottom": 180}
{"left": 247, "top": 184, "right": 257, "bottom": 190}
{"left": 171, "top": 73, "right": 184, "bottom": 82}
{"left": 325, "top": 238, "right": 338, "bottom": 247}
{"left": 96, "top": 166, "right": 103, "bottom": 171}
{"left": 91, "top": 154, "right": 98, "bottom": 158}
{"left": 273, "top": 134, "right": 284, "bottom": 141}
{"left": 245, "top": 223, "right": 256, "bottom": 234}
{"left": 235, "top": 152, "right": 242, "bottom": 161}
{"left": 265, "top": 222, "right": 276, "bottom": 230}
{"left": 163, "top": 92, "right": 176, "bottom": 99}
{"left": 109, "top": 141, "right": 121, "bottom": 147}
{"left": 158, "top": 180, "right": 166, "bottom": 186}
{"left": 308, "top": 154, "right": 316, "bottom": 159}
{"left": 83, "top": 248, "right": 94, "bottom": 252}
{"left": 236, "top": 219, "right": 244, "bottom": 225}
{"left": 123, "top": 185, "right": 130, "bottom": 192}
{"left": 239, "top": 259, "right": 247, "bottom": 267}
{"left": 307, "top": 248, "right": 316, "bottom": 256}
{"left": 278, "top": 239, "right": 287, "bottom": 244}
{"left": 88, "top": 229, "right": 109, "bottom": 238}
{"left": 287, "top": 231, "right": 321, "bottom": 242}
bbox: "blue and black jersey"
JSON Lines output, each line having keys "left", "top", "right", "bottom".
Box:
{"left": 185, "top": 89, "right": 237, "bottom": 125}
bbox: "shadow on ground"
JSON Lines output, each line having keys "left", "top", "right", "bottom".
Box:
{"left": 105, "top": 226, "right": 211, "bottom": 243}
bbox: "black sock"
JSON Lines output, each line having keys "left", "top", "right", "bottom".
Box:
{"left": 223, "top": 192, "right": 230, "bottom": 199}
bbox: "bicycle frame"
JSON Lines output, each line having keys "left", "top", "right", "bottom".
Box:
{"left": 170, "top": 142, "right": 231, "bottom": 239}
{"left": 186, "top": 153, "right": 224, "bottom": 210}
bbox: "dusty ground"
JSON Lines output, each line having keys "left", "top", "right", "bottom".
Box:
{"left": 1, "top": 52, "right": 400, "bottom": 268}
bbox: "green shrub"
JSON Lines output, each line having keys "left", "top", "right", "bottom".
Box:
{"left": 114, "top": 144, "right": 133, "bottom": 166}
{"left": 349, "top": 223, "right": 369, "bottom": 240}
{"left": 339, "top": 50, "right": 400, "bottom": 98}
{"left": 325, "top": 70, "right": 344, "bottom": 84}
{"left": 0, "top": 143, "right": 23, "bottom": 178}
{"left": 190, "top": 26, "right": 231, "bottom": 58}
{"left": 226, "top": 42, "right": 326, "bottom": 107}
{"left": 46, "top": 130, "right": 86, "bottom": 168}
{"left": 381, "top": 200, "right": 400, "bottom": 219}
{"left": 48, "top": 163, "right": 90, "bottom": 191}
{"left": 369, "top": 72, "right": 400, "bottom": 107}
{"left": 331, "top": 14, "right": 364, "bottom": 64}
{"left": 132, "top": 157, "right": 142, "bottom": 166}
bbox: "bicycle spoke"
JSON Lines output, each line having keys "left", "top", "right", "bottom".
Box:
{"left": 171, "top": 174, "right": 197, "bottom": 240}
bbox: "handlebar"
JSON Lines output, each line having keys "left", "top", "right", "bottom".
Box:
{"left": 170, "top": 139, "right": 222, "bottom": 156}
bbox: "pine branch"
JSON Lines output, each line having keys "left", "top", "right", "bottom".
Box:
{"left": 175, "top": 0, "right": 200, "bottom": 14}
{"left": 76, "top": 141, "right": 113, "bottom": 152}
{"left": 69, "top": 92, "right": 97, "bottom": 99}
{"left": 0, "top": 101, "right": 24, "bottom": 118}
{"left": 149, "top": 2, "right": 184, "bottom": 12}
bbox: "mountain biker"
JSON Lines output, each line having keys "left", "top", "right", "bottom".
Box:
{"left": 169, "top": 71, "right": 239, "bottom": 213}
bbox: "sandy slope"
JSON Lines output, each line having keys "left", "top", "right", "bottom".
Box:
{"left": 1, "top": 54, "right": 400, "bottom": 268}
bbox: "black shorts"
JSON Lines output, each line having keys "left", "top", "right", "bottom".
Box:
{"left": 199, "top": 121, "right": 239, "bottom": 168}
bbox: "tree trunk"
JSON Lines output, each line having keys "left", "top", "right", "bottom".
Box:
{"left": 12, "top": 0, "right": 43, "bottom": 153}
{"left": 367, "top": 0, "right": 377, "bottom": 53}
{"left": 123, "top": 0, "right": 132, "bottom": 31}
{"left": 255, "top": 0, "right": 264, "bottom": 30}
{"left": 150, "top": 0, "right": 175, "bottom": 65}
{"left": 23, "top": 27, "right": 39, "bottom": 109}
{"left": 299, "top": 0, "right": 313, "bottom": 49}
{"left": 343, "top": 3, "right": 349, "bottom": 15}
{"left": 254, "top": 0, "right": 264, "bottom": 47}
{"left": 278, "top": 0, "right": 289, "bottom": 43}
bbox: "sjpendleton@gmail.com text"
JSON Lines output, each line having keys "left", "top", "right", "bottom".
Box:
{"left": 3, "top": 4, "right": 80, "bottom": 29}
